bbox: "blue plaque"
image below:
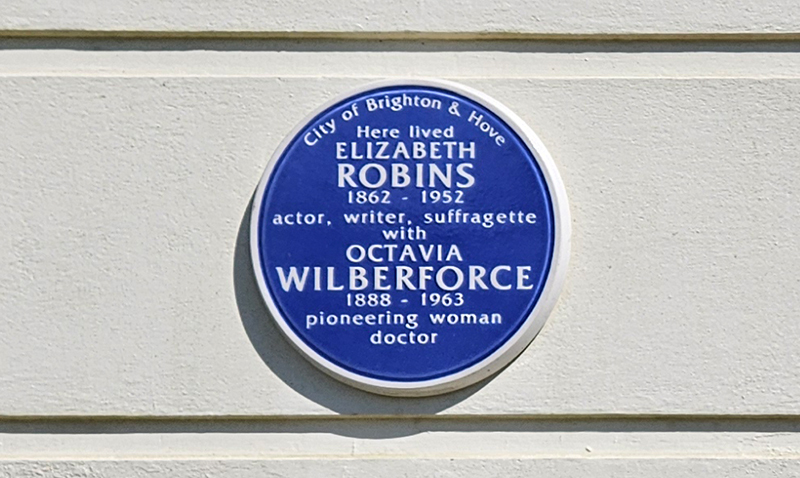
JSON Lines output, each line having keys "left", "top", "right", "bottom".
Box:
{"left": 251, "top": 79, "right": 570, "bottom": 396}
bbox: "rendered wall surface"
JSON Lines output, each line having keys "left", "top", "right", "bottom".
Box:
{"left": 1, "top": 2, "right": 799, "bottom": 476}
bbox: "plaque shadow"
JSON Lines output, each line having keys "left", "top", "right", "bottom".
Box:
{"left": 234, "top": 197, "right": 490, "bottom": 415}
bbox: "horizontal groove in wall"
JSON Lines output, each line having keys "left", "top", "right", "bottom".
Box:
{"left": 2, "top": 415, "right": 800, "bottom": 433}
{"left": 2, "top": 30, "right": 800, "bottom": 42}
{"left": 1, "top": 416, "right": 799, "bottom": 460}
{"left": 4, "top": 37, "right": 800, "bottom": 52}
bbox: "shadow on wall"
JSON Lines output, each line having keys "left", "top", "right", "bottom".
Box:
{"left": 233, "top": 195, "right": 489, "bottom": 416}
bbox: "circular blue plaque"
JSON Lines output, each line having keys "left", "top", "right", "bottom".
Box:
{"left": 251, "top": 79, "right": 570, "bottom": 396}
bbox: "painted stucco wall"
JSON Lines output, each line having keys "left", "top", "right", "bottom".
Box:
{"left": 2, "top": 2, "right": 799, "bottom": 476}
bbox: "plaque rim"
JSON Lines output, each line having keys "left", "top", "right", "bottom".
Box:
{"left": 250, "top": 78, "right": 571, "bottom": 397}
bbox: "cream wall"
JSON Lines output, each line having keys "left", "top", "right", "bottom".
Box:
{"left": 2, "top": 2, "right": 799, "bottom": 476}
